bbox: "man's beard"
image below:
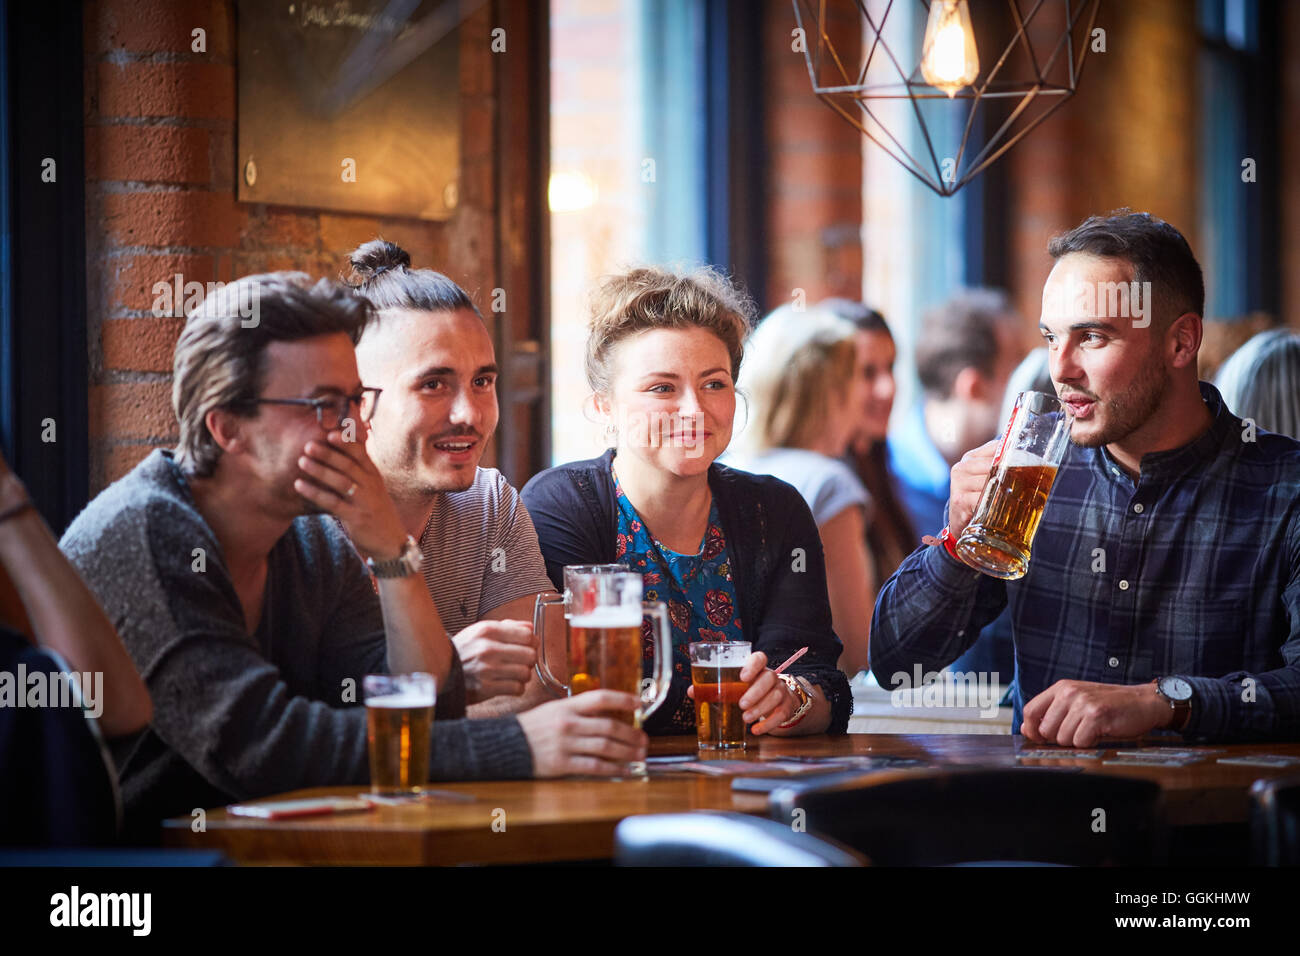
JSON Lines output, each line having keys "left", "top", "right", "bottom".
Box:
{"left": 1068, "top": 354, "right": 1170, "bottom": 448}
{"left": 397, "top": 448, "right": 479, "bottom": 496}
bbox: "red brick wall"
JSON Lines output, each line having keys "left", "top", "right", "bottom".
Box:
{"left": 761, "top": 0, "right": 862, "bottom": 311}
{"left": 84, "top": 0, "right": 499, "bottom": 490}
{"left": 1005, "top": 0, "right": 1200, "bottom": 327}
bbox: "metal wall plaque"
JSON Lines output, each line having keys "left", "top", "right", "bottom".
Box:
{"left": 237, "top": 0, "right": 462, "bottom": 220}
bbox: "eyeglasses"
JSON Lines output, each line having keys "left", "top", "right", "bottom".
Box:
{"left": 250, "top": 387, "right": 382, "bottom": 430}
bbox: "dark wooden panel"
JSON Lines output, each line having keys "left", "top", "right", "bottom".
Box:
{"left": 493, "top": 0, "right": 549, "bottom": 485}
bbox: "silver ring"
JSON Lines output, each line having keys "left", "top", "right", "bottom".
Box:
{"left": 346, "top": 482, "right": 358, "bottom": 498}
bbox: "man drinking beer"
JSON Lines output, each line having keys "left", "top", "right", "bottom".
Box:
{"left": 871, "top": 210, "right": 1300, "bottom": 744}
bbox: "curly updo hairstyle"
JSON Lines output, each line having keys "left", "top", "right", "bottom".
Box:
{"left": 584, "top": 265, "right": 755, "bottom": 396}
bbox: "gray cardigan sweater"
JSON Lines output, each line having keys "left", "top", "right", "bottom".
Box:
{"left": 60, "top": 450, "right": 532, "bottom": 835}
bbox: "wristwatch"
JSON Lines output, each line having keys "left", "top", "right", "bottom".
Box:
{"left": 366, "top": 535, "right": 423, "bottom": 579}
{"left": 1154, "top": 676, "right": 1193, "bottom": 731}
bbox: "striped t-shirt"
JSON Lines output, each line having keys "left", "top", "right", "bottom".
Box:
{"left": 417, "top": 467, "right": 554, "bottom": 634}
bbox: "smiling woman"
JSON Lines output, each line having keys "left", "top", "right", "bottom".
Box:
{"left": 523, "top": 265, "right": 852, "bottom": 740}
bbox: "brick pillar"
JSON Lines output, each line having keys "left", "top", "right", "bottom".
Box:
{"left": 85, "top": 1, "right": 237, "bottom": 486}
{"left": 762, "top": 0, "right": 863, "bottom": 312}
{"left": 1006, "top": 0, "right": 1199, "bottom": 325}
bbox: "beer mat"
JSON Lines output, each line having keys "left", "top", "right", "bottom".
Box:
{"left": 1102, "top": 755, "right": 1198, "bottom": 767}
{"left": 755, "top": 754, "right": 930, "bottom": 769}
{"left": 644, "top": 755, "right": 697, "bottom": 764}
{"left": 1017, "top": 749, "right": 1105, "bottom": 759}
{"left": 672, "top": 760, "right": 820, "bottom": 777}
{"left": 361, "top": 790, "right": 476, "bottom": 805}
{"left": 1215, "top": 754, "right": 1300, "bottom": 768}
{"left": 729, "top": 769, "right": 891, "bottom": 794}
{"left": 1112, "top": 749, "right": 1222, "bottom": 761}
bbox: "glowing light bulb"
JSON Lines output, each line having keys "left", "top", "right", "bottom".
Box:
{"left": 920, "top": 0, "right": 980, "bottom": 98}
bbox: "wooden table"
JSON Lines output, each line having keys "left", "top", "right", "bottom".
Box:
{"left": 162, "top": 734, "right": 1300, "bottom": 865}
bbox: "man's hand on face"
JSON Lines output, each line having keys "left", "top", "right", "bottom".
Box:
{"left": 295, "top": 428, "right": 408, "bottom": 560}
{"left": 1021, "top": 679, "right": 1174, "bottom": 747}
{"left": 946, "top": 439, "right": 1000, "bottom": 537}
{"left": 452, "top": 620, "right": 537, "bottom": 704}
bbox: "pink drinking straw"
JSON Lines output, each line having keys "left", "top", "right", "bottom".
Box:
{"left": 772, "top": 646, "right": 808, "bottom": 675}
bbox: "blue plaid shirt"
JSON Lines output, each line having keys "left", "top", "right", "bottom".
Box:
{"left": 871, "top": 382, "right": 1300, "bottom": 741}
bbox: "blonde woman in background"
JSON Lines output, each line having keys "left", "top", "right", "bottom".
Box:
{"left": 1215, "top": 328, "right": 1300, "bottom": 440}
{"left": 728, "top": 305, "right": 873, "bottom": 677}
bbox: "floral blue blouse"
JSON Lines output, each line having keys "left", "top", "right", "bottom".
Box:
{"left": 613, "top": 466, "right": 745, "bottom": 731}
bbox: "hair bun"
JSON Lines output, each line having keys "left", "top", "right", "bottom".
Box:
{"left": 348, "top": 239, "right": 411, "bottom": 282}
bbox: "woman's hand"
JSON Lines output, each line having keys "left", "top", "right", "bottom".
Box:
{"left": 737, "top": 652, "right": 800, "bottom": 733}
{"left": 686, "top": 651, "right": 799, "bottom": 735}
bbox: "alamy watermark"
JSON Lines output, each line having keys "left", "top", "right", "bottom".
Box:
{"left": 612, "top": 408, "right": 709, "bottom": 459}
{"left": 0, "top": 665, "right": 103, "bottom": 719}
{"left": 1042, "top": 275, "right": 1154, "bottom": 329}
{"left": 49, "top": 886, "right": 150, "bottom": 936}
{"left": 152, "top": 274, "right": 261, "bottom": 328}
{"left": 889, "top": 664, "right": 1001, "bottom": 718}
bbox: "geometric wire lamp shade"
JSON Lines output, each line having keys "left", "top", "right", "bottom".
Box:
{"left": 792, "top": 0, "right": 1103, "bottom": 196}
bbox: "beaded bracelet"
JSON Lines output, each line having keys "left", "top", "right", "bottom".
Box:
{"left": 777, "top": 673, "right": 812, "bottom": 729}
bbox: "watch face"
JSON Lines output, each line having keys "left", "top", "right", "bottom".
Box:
{"left": 1159, "top": 676, "right": 1193, "bottom": 701}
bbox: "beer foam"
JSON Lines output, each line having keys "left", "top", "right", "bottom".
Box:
{"left": 1001, "top": 448, "right": 1050, "bottom": 469}
{"left": 570, "top": 608, "right": 642, "bottom": 629}
{"left": 693, "top": 644, "right": 751, "bottom": 667}
{"left": 367, "top": 691, "right": 435, "bottom": 708}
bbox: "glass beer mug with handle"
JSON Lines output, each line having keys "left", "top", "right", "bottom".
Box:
{"left": 956, "top": 390, "right": 1073, "bottom": 579}
{"left": 533, "top": 566, "right": 672, "bottom": 776}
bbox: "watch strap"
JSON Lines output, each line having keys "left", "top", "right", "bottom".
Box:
{"left": 367, "top": 535, "right": 421, "bottom": 578}
{"left": 1154, "top": 677, "right": 1192, "bottom": 731}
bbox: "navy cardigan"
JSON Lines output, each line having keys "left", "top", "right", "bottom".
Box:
{"left": 521, "top": 449, "right": 851, "bottom": 735}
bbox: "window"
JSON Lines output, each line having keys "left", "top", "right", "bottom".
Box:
{"left": 861, "top": 0, "right": 975, "bottom": 425}
{"left": 548, "top": 0, "right": 756, "bottom": 465}
{"left": 1197, "top": 0, "right": 1279, "bottom": 318}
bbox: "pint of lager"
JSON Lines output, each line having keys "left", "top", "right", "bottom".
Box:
{"left": 363, "top": 673, "right": 435, "bottom": 796}
{"left": 956, "top": 391, "right": 1073, "bottom": 579}
{"left": 689, "top": 641, "right": 751, "bottom": 750}
{"left": 568, "top": 608, "right": 643, "bottom": 706}
{"left": 534, "top": 566, "right": 672, "bottom": 774}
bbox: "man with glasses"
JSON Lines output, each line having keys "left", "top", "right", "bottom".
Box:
{"left": 61, "top": 273, "right": 647, "bottom": 839}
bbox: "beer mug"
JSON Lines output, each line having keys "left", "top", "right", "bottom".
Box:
{"left": 689, "top": 642, "right": 751, "bottom": 750}
{"left": 364, "top": 673, "right": 436, "bottom": 796}
{"left": 956, "top": 390, "right": 1073, "bottom": 579}
{"left": 533, "top": 566, "right": 672, "bottom": 775}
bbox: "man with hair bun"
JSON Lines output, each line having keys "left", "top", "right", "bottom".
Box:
{"left": 346, "top": 240, "right": 558, "bottom": 717}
